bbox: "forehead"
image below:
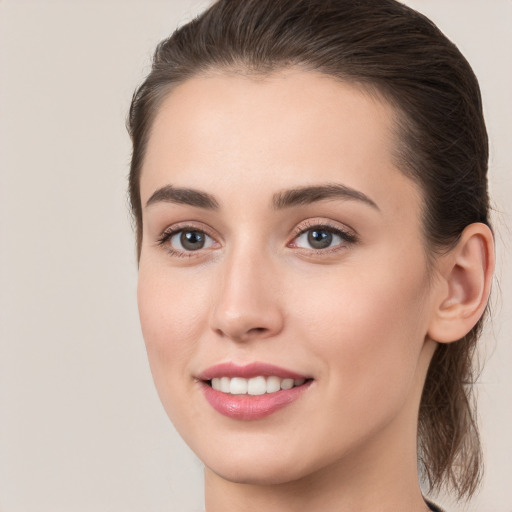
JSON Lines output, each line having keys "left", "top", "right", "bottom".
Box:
{"left": 141, "top": 69, "right": 421, "bottom": 221}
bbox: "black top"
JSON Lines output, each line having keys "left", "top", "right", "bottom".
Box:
{"left": 425, "top": 499, "right": 445, "bottom": 512}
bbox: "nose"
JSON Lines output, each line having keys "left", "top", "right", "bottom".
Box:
{"left": 209, "top": 249, "right": 285, "bottom": 343}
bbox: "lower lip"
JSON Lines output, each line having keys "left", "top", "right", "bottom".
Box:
{"left": 200, "top": 380, "right": 312, "bottom": 420}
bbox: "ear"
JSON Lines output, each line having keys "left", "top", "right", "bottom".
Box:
{"left": 427, "top": 223, "right": 495, "bottom": 344}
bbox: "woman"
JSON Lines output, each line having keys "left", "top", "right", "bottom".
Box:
{"left": 127, "top": 1, "right": 495, "bottom": 510}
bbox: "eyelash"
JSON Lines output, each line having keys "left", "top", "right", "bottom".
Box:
{"left": 156, "top": 221, "right": 358, "bottom": 258}
{"left": 156, "top": 223, "right": 218, "bottom": 258}
{"left": 290, "top": 221, "right": 358, "bottom": 254}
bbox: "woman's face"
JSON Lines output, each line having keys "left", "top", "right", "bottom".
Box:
{"left": 137, "top": 70, "right": 438, "bottom": 485}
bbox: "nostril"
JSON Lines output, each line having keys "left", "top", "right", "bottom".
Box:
{"left": 249, "top": 327, "right": 267, "bottom": 334}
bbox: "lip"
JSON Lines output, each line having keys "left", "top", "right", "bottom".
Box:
{"left": 197, "top": 361, "right": 309, "bottom": 381}
{"left": 197, "top": 362, "right": 313, "bottom": 421}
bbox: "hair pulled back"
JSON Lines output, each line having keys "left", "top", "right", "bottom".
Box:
{"left": 128, "top": 0, "right": 490, "bottom": 499}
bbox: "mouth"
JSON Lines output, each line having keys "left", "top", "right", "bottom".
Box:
{"left": 206, "top": 375, "right": 310, "bottom": 395}
{"left": 197, "top": 362, "right": 313, "bottom": 420}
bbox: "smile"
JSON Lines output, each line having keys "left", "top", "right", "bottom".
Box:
{"left": 210, "top": 376, "right": 306, "bottom": 395}
{"left": 198, "top": 362, "right": 313, "bottom": 420}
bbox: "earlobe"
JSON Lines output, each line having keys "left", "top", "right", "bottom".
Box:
{"left": 427, "top": 223, "right": 495, "bottom": 344}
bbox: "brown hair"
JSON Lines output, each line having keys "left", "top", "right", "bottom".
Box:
{"left": 127, "top": 0, "right": 490, "bottom": 499}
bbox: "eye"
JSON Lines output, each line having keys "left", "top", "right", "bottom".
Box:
{"left": 173, "top": 230, "right": 213, "bottom": 251}
{"left": 297, "top": 228, "right": 338, "bottom": 250}
{"left": 291, "top": 223, "right": 357, "bottom": 252}
{"left": 158, "top": 227, "right": 216, "bottom": 256}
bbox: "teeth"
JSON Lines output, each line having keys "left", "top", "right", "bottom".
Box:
{"left": 220, "top": 376, "right": 230, "bottom": 393}
{"left": 210, "top": 376, "right": 307, "bottom": 395}
{"left": 280, "top": 378, "right": 293, "bottom": 390}
{"left": 247, "top": 376, "right": 267, "bottom": 395}
{"left": 266, "top": 376, "right": 281, "bottom": 393}
{"left": 230, "top": 377, "right": 248, "bottom": 395}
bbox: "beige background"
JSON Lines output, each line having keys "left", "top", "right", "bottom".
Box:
{"left": 0, "top": 1, "right": 510, "bottom": 511}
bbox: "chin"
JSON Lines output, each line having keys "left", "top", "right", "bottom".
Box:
{"left": 198, "top": 438, "right": 329, "bottom": 487}
{"left": 207, "top": 460, "right": 309, "bottom": 486}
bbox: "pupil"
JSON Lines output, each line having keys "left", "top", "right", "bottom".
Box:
{"left": 181, "top": 231, "right": 205, "bottom": 250}
{"left": 308, "top": 229, "right": 332, "bottom": 249}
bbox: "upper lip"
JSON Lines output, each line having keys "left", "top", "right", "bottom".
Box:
{"left": 197, "top": 362, "right": 310, "bottom": 381}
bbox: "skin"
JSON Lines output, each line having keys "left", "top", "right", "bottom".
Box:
{"left": 136, "top": 70, "right": 492, "bottom": 512}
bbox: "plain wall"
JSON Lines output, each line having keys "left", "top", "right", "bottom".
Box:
{"left": 0, "top": 1, "right": 510, "bottom": 511}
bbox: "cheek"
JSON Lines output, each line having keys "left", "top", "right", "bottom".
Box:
{"left": 292, "top": 255, "right": 430, "bottom": 421}
{"left": 137, "top": 264, "right": 208, "bottom": 394}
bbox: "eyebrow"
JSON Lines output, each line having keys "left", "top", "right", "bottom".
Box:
{"left": 145, "top": 182, "right": 379, "bottom": 212}
{"left": 272, "top": 183, "right": 379, "bottom": 210}
{"left": 145, "top": 185, "right": 219, "bottom": 210}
